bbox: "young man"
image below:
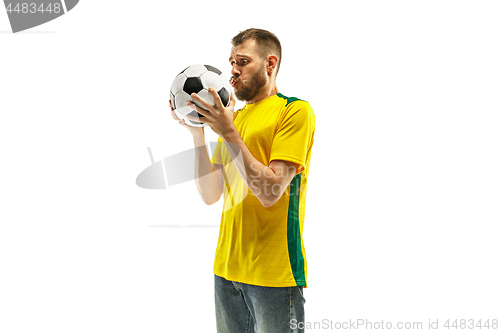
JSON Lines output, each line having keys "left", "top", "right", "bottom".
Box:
{"left": 170, "top": 28, "right": 315, "bottom": 333}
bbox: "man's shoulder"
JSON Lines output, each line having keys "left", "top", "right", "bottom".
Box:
{"left": 276, "top": 93, "right": 313, "bottom": 113}
{"left": 276, "top": 93, "right": 304, "bottom": 107}
{"left": 275, "top": 93, "right": 314, "bottom": 121}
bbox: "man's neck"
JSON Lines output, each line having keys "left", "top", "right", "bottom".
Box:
{"left": 247, "top": 84, "right": 279, "bottom": 105}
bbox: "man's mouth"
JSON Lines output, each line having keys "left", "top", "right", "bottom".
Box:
{"left": 230, "top": 77, "right": 239, "bottom": 87}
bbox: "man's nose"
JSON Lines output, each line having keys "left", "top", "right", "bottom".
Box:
{"left": 231, "top": 64, "right": 241, "bottom": 77}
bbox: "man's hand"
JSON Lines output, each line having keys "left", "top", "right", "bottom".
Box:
{"left": 169, "top": 100, "right": 204, "bottom": 139}
{"left": 185, "top": 87, "right": 237, "bottom": 139}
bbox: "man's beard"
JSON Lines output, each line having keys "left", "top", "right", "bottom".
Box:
{"left": 231, "top": 65, "right": 267, "bottom": 102}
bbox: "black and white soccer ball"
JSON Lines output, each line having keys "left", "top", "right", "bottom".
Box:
{"left": 170, "top": 64, "right": 232, "bottom": 127}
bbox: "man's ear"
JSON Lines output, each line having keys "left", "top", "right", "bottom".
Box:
{"left": 267, "top": 55, "right": 279, "bottom": 74}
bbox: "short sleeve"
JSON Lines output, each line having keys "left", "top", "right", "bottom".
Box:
{"left": 270, "top": 100, "right": 315, "bottom": 173}
{"left": 210, "top": 136, "right": 224, "bottom": 165}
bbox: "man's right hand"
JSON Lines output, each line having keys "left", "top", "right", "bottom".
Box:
{"left": 170, "top": 100, "right": 204, "bottom": 138}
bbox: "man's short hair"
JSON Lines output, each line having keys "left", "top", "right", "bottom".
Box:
{"left": 231, "top": 28, "right": 282, "bottom": 75}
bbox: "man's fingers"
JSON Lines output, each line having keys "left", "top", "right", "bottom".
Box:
{"left": 170, "top": 109, "right": 180, "bottom": 121}
{"left": 187, "top": 101, "right": 210, "bottom": 117}
{"left": 208, "top": 87, "right": 223, "bottom": 109}
{"left": 169, "top": 100, "right": 182, "bottom": 121}
{"left": 190, "top": 92, "right": 214, "bottom": 111}
{"left": 177, "top": 118, "right": 190, "bottom": 128}
{"left": 229, "top": 92, "right": 236, "bottom": 108}
{"left": 186, "top": 113, "right": 206, "bottom": 123}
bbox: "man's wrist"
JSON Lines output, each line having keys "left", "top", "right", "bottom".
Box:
{"left": 221, "top": 126, "right": 241, "bottom": 144}
{"left": 192, "top": 132, "right": 206, "bottom": 147}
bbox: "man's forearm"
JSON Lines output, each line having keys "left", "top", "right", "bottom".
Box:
{"left": 192, "top": 134, "right": 223, "bottom": 205}
{"left": 221, "top": 129, "right": 289, "bottom": 207}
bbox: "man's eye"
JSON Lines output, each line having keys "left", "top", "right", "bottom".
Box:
{"left": 230, "top": 59, "right": 248, "bottom": 66}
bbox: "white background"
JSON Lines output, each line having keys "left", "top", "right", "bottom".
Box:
{"left": 1, "top": 1, "right": 499, "bottom": 332}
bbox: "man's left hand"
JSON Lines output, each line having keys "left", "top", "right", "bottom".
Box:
{"left": 186, "top": 88, "right": 237, "bottom": 139}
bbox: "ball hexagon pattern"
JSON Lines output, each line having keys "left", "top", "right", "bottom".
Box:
{"left": 170, "top": 64, "right": 232, "bottom": 127}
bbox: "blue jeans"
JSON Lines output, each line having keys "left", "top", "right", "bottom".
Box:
{"left": 214, "top": 274, "right": 306, "bottom": 333}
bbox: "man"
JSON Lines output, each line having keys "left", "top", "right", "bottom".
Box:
{"left": 169, "top": 28, "right": 315, "bottom": 333}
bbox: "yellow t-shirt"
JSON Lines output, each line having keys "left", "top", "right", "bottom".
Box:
{"left": 210, "top": 93, "right": 315, "bottom": 287}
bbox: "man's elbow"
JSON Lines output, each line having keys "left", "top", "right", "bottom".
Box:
{"left": 259, "top": 184, "right": 288, "bottom": 208}
{"left": 260, "top": 196, "right": 280, "bottom": 208}
{"left": 199, "top": 191, "right": 222, "bottom": 206}
{"left": 202, "top": 197, "right": 219, "bottom": 206}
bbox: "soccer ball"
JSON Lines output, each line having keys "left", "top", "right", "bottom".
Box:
{"left": 170, "top": 64, "right": 232, "bottom": 127}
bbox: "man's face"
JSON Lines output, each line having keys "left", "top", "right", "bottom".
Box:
{"left": 229, "top": 39, "right": 268, "bottom": 103}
